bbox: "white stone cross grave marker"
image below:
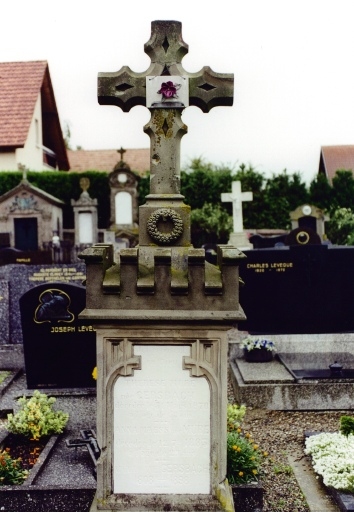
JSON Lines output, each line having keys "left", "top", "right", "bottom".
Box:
{"left": 221, "top": 180, "right": 253, "bottom": 249}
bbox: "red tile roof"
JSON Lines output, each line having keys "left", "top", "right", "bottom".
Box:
{"left": 319, "top": 145, "right": 354, "bottom": 182}
{"left": 68, "top": 148, "right": 150, "bottom": 175}
{"left": 0, "top": 60, "right": 69, "bottom": 169}
{"left": 0, "top": 61, "right": 47, "bottom": 147}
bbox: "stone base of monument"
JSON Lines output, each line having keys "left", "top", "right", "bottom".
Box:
{"left": 229, "top": 332, "right": 354, "bottom": 410}
{"left": 228, "top": 232, "right": 253, "bottom": 251}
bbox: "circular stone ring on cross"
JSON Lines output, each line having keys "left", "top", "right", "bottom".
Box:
{"left": 147, "top": 208, "right": 183, "bottom": 244}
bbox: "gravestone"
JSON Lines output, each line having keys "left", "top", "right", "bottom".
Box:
{"left": 238, "top": 244, "right": 354, "bottom": 333}
{"left": 0, "top": 263, "right": 87, "bottom": 344}
{"left": 221, "top": 180, "right": 253, "bottom": 250}
{"left": 20, "top": 282, "right": 96, "bottom": 388}
{"left": 80, "top": 20, "right": 244, "bottom": 512}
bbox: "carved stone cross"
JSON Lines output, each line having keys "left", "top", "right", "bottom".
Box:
{"left": 117, "top": 146, "right": 126, "bottom": 162}
{"left": 98, "top": 20, "right": 234, "bottom": 292}
{"left": 98, "top": 20, "right": 234, "bottom": 201}
{"left": 221, "top": 180, "right": 253, "bottom": 233}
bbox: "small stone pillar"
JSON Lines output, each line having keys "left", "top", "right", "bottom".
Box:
{"left": 71, "top": 177, "right": 98, "bottom": 246}
{"left": 80, "top": 20, "right": 245, "bottom": 512}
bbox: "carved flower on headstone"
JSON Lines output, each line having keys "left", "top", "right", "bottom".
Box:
{"left": 157, "top": 80, "right": 180, "bottom": 100}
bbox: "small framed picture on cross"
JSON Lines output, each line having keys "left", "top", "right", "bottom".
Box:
{"left": 146, "top": 75, "right": 189, "bottom": 108}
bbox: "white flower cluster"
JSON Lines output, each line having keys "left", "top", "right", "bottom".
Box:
{"left": 240, "top": 337, "right": 276, "bottom": 352}
{"left": 304, "top": 432, "right": 354, "bottom": 491}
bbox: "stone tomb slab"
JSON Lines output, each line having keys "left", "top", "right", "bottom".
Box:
{"left": 277, "top": 351, "right": 354, "bottom": 380}
{"left": 20, "top": 283, "right": 96, "bottom": 388}
{"left": 114, "top": 345, "right": 210, "bottom": 494}
{"left": 235, "top": 357, "right": 294, "bottom": 384}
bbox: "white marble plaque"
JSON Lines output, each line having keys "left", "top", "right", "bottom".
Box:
{"left": 78, "top": 212, "right": 93, "bottom": 243}
{"left": 113, "top": 345, "right": 210, "bottom": 494}
{"left": 115, "top": 191, "right": 132, "bottom": 225}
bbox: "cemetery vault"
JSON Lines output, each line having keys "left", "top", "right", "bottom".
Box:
{"left": 80, "top": 20, "right": 245, "bottom": 512}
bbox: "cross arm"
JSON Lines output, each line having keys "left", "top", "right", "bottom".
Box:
{"left": 98, "top": 65, "right": 151, "bottom": 113}
{"left": 189, "top": 66, "right": 234, "bottom": 113}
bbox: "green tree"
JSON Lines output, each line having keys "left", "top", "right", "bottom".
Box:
{"left": 181, "top": 158, "right": 233, "bottom": 210}
{"left": 190, "top": 203, "right": 232, "bottom": 246}
{"left": 326, "top": 208, "right": 354, "bottom": 245}
{"left": 309, "top": 173, "right": 332, "bottom": 211}
{"left": 331, "top": 170, "right": 354, "bottom": 212}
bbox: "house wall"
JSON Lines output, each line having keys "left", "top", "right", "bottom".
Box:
{"left": 0, "top": 94, "right": 47, "bottom": 171}
{"left": 16, "top": 94, "right": 44, "bottom": 171}
{"left": 0, "top": 153, "right": 17, "bottom": 170}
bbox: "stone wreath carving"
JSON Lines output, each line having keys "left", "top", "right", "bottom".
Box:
{"left": 147, "top": 208, "right": 183, "bottom": 244}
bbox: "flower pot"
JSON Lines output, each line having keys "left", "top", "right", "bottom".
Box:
{"left": 231, "top": 481, "right": 264, "bottom": 512}
{"left": 244, "top": 347, "right": 273, "bottom": 363}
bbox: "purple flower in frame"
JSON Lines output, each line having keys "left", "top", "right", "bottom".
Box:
{"left": 157, "top": 80, "right": 180, "bottom": 100}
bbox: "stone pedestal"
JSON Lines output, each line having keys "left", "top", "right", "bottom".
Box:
{"left": 229, "top": 232, "right": 253, "bottom": 251}
{"left": 89, "top": 19, "right": 241, "bottom": 512}
{"left": 80, "top": 243, "right": 245, "bottom": 511}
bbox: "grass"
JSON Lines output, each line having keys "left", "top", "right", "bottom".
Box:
{"left": 273, "top": 463, "right": 293, "bottom": 475}
{"left": 0, "top": 371, "right": 10, "bottom": 385}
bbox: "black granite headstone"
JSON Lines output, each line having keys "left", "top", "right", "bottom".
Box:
{"left": 20, "top": 283, "right": 96, "bottom": 388}
{"left": 239, "top": 245, "right": 354, "bottom": 334}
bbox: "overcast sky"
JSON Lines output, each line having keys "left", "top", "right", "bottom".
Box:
{"left": 2, "top": 0, "right": 354, "bottom": 183}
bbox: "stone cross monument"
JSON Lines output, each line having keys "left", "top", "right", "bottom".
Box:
{"left": 221, "top": 180, "right": 253, "bottom": 250}
{"left": 80, "top": 20, "right": 246, "bottom": 512}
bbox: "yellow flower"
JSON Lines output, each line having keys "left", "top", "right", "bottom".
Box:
{"left": 238, "top": 471, "right": 244, "bottom": 477}
{"left": 253, "top": 444, "right": 258, "bottom": 450}
{"left": 250, "top": 456, "right": 255, "bottom": 460}
{"left": 263, "top": 451, "right": 268, "bottom": 457}
{"left": 237, "top": 447, "right": 242, "bottom": 452}
{"left": 92, "top": 367, "right": 97, "bottom": 380}
{"left": 237, "top": 428, "right": 242, "bottom": 433}
{"left": 252, "top": 469, "right": 258, "bottom": 475}
{"left": 232, "top": 445, "right": 238, "bottom": 451}
{"left": 245, "top": 433, "right": 250, "bottom": 438}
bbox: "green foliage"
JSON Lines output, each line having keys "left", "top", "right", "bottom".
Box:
{"left": 331, "top": 170, "right": 354, "bottom": 211}
{"left": 180, "top": 159, "right": 312, "bottom": 237}
{"left": 227, "top": 430, "right": 261, "bottom": 484}
{"left": 340, "top": 415, "right": 354, "bottom": 436}
{"left": 0, "top": 450, "right": 28, "bottom": 485}
{"left": 181, "top": 159, "right": 233, "bottom": 211}
{"left": 272, "top": 463, "right": 293, "bottom": 475}
{"left": 0, "top": 371, "right": 10, "bottom": 385}
{"left": 7, "top": 391, "right": 69, "bottom": 440}
{"left": 138, "top": 173, "right": 150, "bottom": 205}
{"left": 326, "top": 208, "right": 354, "bottom": 245}
{"left": 190, "top": 203, "right": 232, "bottom": 246}
{"left": 227, "top": 403, "right": 246, "bottom": 432}
{"left": 309, "top": 173, "right": 332, "bottom": 211}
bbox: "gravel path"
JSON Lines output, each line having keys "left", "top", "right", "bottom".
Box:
{"left": 227, "top": 374, "right": 348, "bottom": 511}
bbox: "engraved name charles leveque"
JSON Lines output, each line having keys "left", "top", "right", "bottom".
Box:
{"left": 247, "top": 262, "right": 294, "bottom": 273}
{"left": 33, "top": 288, "right": 96, "bottom": 333}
